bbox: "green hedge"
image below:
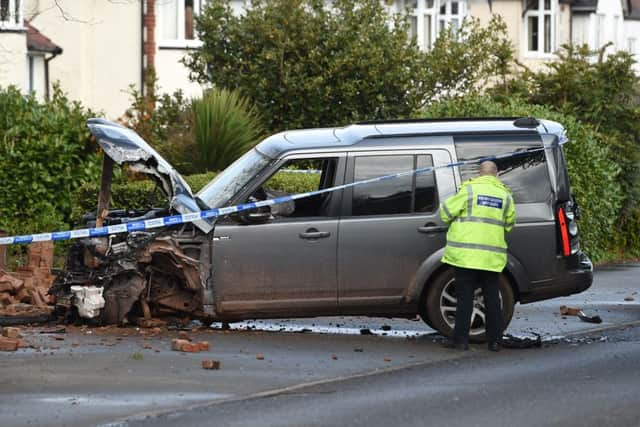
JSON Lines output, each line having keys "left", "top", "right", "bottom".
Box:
{"left": 420, "top": 96, "right": 623, "bottom": 262}
{"left": 72, "top": 170, "right": 319, "bottom": 221}
{"left": 0, "top": 86, "right": 102, "bottom": 235}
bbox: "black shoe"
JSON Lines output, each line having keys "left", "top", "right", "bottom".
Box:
{"left": 443, "top": 339, "right": 469, "bottom": 351}
{"left": 488, "top": 342, "right": 501, "bottom": 352}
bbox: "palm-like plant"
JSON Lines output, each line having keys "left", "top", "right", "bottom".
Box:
{"left": 191, "top": 88, "right": 264, "bottom": 172}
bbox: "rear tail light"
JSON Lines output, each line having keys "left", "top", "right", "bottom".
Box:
{"left": 557, "top": 207, "right": 571, "bottom": 257}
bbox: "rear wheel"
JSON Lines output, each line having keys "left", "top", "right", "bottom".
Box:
{"left": 423, "top": 268, "right": 515, "bottom": 343}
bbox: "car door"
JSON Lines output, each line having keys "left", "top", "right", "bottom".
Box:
{"left": 337, "top": 144, "right": 455, "bottom": 312}
{"left": 212, "top": 153, "right": 346, "bottom": 318}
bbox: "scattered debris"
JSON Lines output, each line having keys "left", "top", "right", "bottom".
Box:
{"left": 137, "top": 318, "right": 167, "bottom": 328}
{"left": 40, "top": 328, "right": 66, "bottom": 334}
{"left": 559, "top": 305, "right": 580, "bottom": 316}
{"left": 502, "top": 334, "right": 543, "bottom": 349}
{"left": 202, "top": 359, "right": 221, "bottom": 370}
{"left": 2, "top": 326, "right": 22, "bottom": 339}
{"left": 256, "top": 353, "right": 265, "bottom": 360}
{"left": 0, "top": 338, "right": 20, "bottom": 351}
{"left": 0, "top": 326, "right": 28, "bottom": 351}
{"left": 171, "top": 338, "right": 210, "bottom": 353}
{"left": 0, "top": 265, "right": 53, "bottom": 323}
{"left": 172, "top": 338, "right": 190, "bottom": 351}
{"left": 559, "top": 305, "right": 602, "bottom": 324}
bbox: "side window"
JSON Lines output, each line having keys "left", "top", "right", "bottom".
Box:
{"left": 454, "top": 136, "right": 551, "bottom": 204}
{"left": 351, "top": 154, "right": 437, "bottom": 216}
{"left": 250, "top": 157, "right": 338, "bottom": 218}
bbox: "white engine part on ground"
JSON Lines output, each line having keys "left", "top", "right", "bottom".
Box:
{"left": 70, "top": 286, "right": 105, "bottom": 319}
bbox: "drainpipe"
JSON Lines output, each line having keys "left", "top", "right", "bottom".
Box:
{"left": 141, "top": 0, "right": 156, "bottom": 97}
{"left": 140, "top": 0, "right": 145, "bottom": 93}
{"left": 44, "top": 48, "right": 62, "bottom": 100}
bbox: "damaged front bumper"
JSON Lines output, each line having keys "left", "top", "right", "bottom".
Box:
{"left": 51, "top": 215, "right": 214, "bottom": 325}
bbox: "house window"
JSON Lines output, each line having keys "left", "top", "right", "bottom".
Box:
{"left": 157, "top": 0, "right": 204, "bottom": 47}
{"left": 524, "top": 0, "right": 556, "bottom": 55}
{"left": 0, "top": 0, "right": 23, "bottom": 30}
{"left": 407, "top": 0, "right": 466, "bottom": 50}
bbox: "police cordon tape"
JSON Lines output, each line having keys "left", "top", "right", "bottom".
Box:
{"left": 0, "top": 139, "right": 566, "bottom": 246}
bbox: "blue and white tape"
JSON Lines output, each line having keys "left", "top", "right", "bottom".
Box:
{"left": 0, "top": 140, "right": 565, "bottom": 246}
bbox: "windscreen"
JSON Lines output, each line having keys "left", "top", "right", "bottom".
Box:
{"left": 197, "top": 149, "right": 271, "bottom": 209}
{"left": 454, "top": 135, "right": 552, "bottom": 204}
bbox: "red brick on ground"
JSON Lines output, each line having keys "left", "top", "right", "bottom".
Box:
{"left": 201, "top": 359, "right": 220, "bottom": 370}
{"left": 171, "top": 338, "right": 191, "bottom": 351}
{"left": 196, "top": 341, "right": 210, "bottom": 352}
{"left": 2, "top": 327, "right": 22, "bottom": 339}
{"left": 0, "top": 337, "right": 19, "bottom": 351}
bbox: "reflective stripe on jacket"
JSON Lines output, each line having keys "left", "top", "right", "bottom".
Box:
{"left": 440, "top": 175, "right": 516, "bottom": 273}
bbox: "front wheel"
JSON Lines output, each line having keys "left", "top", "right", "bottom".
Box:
{"left": 423, "top": 268, "right": 515, "bottom": 343}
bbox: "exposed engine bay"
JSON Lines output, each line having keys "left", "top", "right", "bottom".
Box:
{"left": 51, "top": 209, "right": 213, "bottom": 325}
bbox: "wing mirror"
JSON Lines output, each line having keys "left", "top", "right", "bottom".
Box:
{"left": 237, "top": 207, "right": 272, "bottom": 224}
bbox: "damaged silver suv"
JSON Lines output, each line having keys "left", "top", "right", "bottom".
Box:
{"left": 53, "top": 117, "right": 593, "bottom": 341}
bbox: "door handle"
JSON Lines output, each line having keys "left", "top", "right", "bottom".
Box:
{"left": 299, "top": 228, "right": 331, "bottom": 239}
{"left": 418, "top": 223, "right": 448, "bottom": 234}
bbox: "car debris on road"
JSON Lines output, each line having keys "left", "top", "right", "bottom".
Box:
{"left": 560, "top": 305, "right": 602, "bottom": 324}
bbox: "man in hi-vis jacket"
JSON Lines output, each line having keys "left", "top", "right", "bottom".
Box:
{"left": 440, "top": 160, "right": 516, "bottom": 351}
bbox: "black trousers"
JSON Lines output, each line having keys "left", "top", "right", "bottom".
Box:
{"left": 453, "top": 267, "right": 503, "bottom": 345}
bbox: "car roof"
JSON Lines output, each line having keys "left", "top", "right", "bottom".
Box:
{"left": 255, "top": 117, "right": 565, "bottom": 158}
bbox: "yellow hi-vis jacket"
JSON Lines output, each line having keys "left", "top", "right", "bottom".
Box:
{"left": 440, "top": 175, "right": 516, "bottom": 273}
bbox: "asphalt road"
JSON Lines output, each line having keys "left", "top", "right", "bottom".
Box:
{"left": 0, "top": 264, "right": 638, "bottom": 427}
{"left": 125, "top": 325, "right": 640, "bottom": 427}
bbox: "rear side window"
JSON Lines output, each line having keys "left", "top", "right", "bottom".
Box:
{"left": 454, "top": 135, "right": 551, "bottom": 204}
{"left": 351, "top": 154, "right": 437, "bottom": 216}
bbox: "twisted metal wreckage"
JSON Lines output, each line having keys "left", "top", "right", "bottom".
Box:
{"left": 52, "top": 119, "right": 217, "bottom": 325}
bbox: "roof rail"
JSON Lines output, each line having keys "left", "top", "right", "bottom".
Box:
{"left": 356, "top": 117, "right": 524, "bottom": 125}
{"left": 513, "top": 117, "right": 540, "bottom": 128}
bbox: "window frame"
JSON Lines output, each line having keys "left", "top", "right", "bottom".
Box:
{"left": 344, "top": 150, "right": 440, "bottom": 218}
{"left": 523, "top": 0, "right": 557, "bottom": 58}
{"left": 0, "top": 0, "right": 24, "bottom": 31}
{"left": 231, "top": 151, "right": 347, "bottom": 222}
{"left": 157, "top": 0, "right": 205, "bottom": 49}
{"left": 406, "top": 0, "right": 467, "bottom": 51}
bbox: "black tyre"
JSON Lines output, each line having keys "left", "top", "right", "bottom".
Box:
{"left": 423, "top": 268, "right": 515, "bottom": 343}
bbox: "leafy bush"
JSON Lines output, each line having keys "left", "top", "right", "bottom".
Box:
{"left": 497, "top": 44, "right": 640, "bottom": 259}
{"left": 120, "top": 72, "right": 193, "bottom": 173}
{"left": 186, "top": 0, "right": 423, "bottom": 132}
{"left": 0, "top": 85, "right": 102, "bottom": 235}
{"left": 420, "top": 95, "right": 623, "bottom": 262}
{"left": 419, "top": 16, "right": 514, "bottom": 103}
{"left": 189, "top": 88, "right": 264, "bottom": 172}
{"left": 186, "top": 1, "right": 514, "bottom": 133}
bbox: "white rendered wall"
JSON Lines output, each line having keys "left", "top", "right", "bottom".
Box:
{"left": 0, "top": 31, "right": 28, "bottom": 91}
{"left": 24, "top": 0, "right": 142, "bottom": 118}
